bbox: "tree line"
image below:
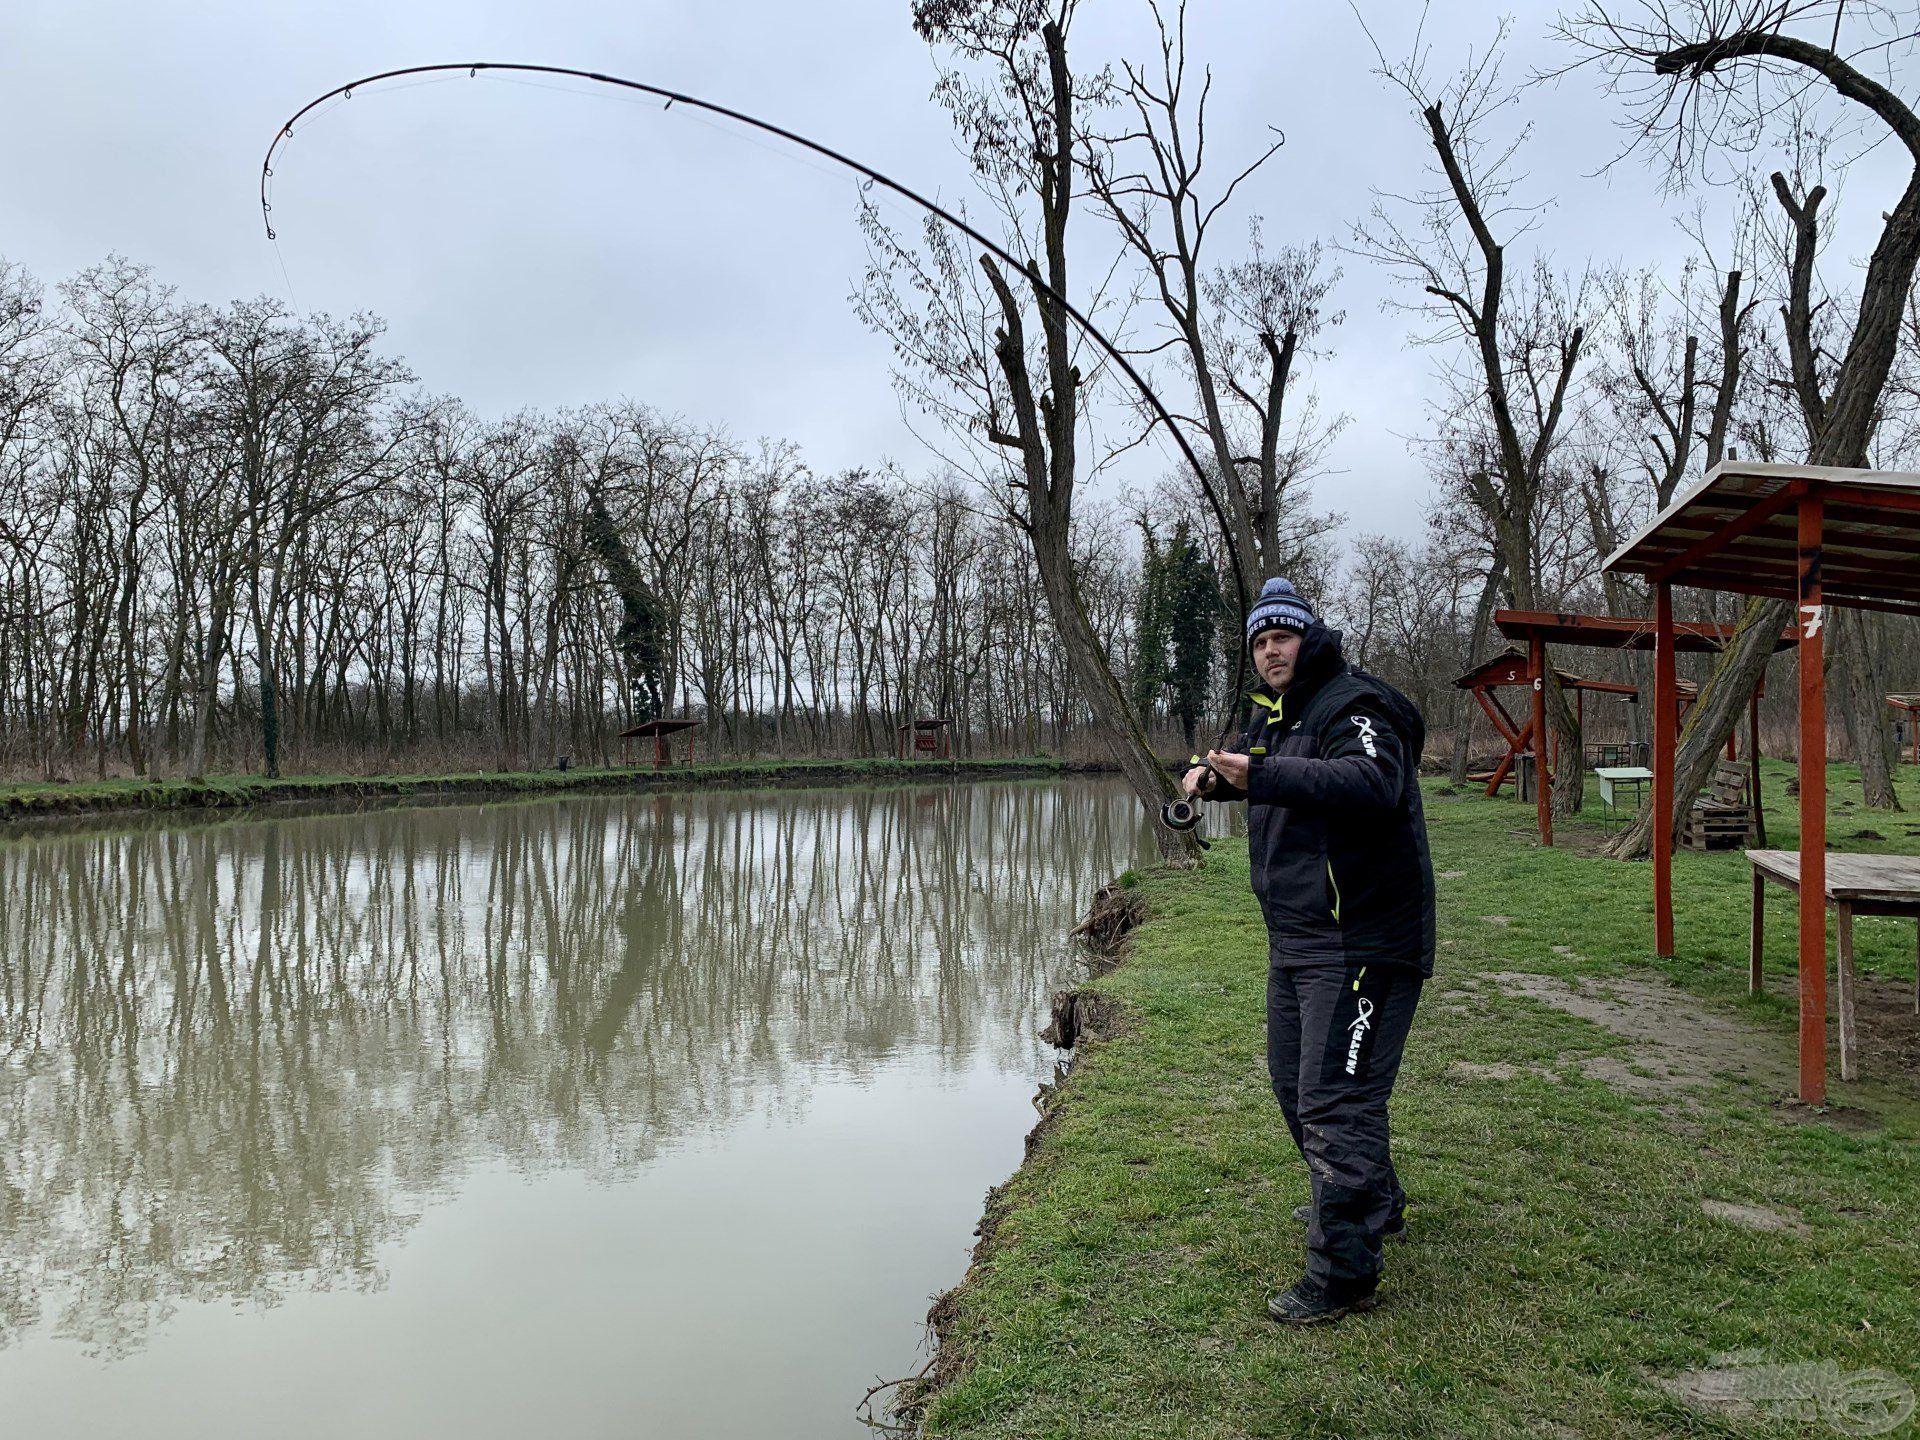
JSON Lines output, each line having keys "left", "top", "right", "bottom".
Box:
{"left": 0, "top": 256, "right": 1164, "bottom": 780}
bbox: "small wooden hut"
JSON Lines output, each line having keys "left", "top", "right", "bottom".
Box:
{"left": 895, "top": 718, "right": 953, "bottom": 760}
{"left": 618, "top": 718, "right": 699, "bottom": 768}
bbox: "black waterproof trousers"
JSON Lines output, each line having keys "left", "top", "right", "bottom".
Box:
{"left": 1266, "top": 955, "right": 1423, "bottom": 1291}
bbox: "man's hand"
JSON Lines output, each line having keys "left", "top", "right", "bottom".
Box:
{"left": 1181, "top": 764, "right": 1213, "bottom": 797}
{"left": 1206, "top": 749, "right": 1250, "bottom": 790}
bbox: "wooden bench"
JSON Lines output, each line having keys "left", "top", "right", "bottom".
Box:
{"left": 1748, "top": 849, "right": 1920, "bottom": 1081}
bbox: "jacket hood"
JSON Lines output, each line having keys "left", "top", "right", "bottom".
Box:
{"left": 1254, "top": 618, "right": 1346, "bottom": 700}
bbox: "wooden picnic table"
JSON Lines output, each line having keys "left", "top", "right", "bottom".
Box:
{"left": 1747, "top": 849, "right": 1920, "bottom": 1081}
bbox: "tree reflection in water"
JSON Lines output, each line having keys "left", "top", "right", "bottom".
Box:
{"left": 0, "top": 779, "right": 1147, "bottom": 1356}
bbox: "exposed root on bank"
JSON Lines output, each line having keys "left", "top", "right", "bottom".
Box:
{"left": 1069, "top": 881, "right": 1147, "bottom": 963}
{"left": 1040, "top": 988, "right": 1122, "bottom": 1049}
{"left": 856, "top": 1362, "right": 932, "bottom": 1434}
{"left": 889, "top": 1286, "right": 970, "bottom": 1430}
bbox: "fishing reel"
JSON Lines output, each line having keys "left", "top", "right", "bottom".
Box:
{"left": 1162, "top": 795, "right": 1204, "bottom": 831}
{"left": 1161, "top": 756, "right": 1214, "bottom": 847}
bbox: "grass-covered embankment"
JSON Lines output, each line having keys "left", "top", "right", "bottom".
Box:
{"left": 914, "top": 761, "right": 1920, "bottom": 1438}
{"left": 0, "top": 755, "right": 1098, "bottom": 826}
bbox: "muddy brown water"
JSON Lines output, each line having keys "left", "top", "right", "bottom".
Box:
{"left": 0, "top": 778, "right": 1153, "bottom": 1438}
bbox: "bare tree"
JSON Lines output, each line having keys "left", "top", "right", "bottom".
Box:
{"left": 1333, "top": 532, "right": 1476, "bottom": 731}
{"left": 858, "top": 0, "right": 1198, "bottom": 858}
{"left": 60, "top": 259, "right": 200, "bottom": 778}
{"left": 1354, "top": 23, "right": 1596, "bottom": 820}
{"left": 200, "top": 300, "right": 413, "bottom": 777}
{"left": 1084, "top": 0, "right": 1343, "bottom": 603}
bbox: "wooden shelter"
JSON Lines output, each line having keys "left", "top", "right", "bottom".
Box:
{"left": 1891, "top": 694, "right": 1920, "bottom": 764}
{"left": 618, "top": 717, "right": 699, "bottom": 768}
{"left": 1453, "top": 650, "right": 1650, "bottom": 805}
{"left": 895, "top": 717, "right": 953, "bottom": 760}
{"left": 1605, "top": 460, "right": 1920, "bottom": 1104}
{"left": 1484, "top": 610, "right": 1789, "bottom": 847}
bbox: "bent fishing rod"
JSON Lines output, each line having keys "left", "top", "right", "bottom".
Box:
{"left": 261, "top": 61, "right": 1253, "bottom": 835}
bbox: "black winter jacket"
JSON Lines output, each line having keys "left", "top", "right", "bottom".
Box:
{"left": 1208, "top": 622, "right": 1436, "bottom": 975}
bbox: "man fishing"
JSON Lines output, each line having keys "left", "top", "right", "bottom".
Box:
{"left": 1183, "top": 576, "right": 1435, "bottom": 1325}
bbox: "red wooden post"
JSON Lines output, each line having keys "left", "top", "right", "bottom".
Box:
{"left": 1749, "top": 690, "right": 1767, "bottom": 849}
{"left": 1796, "top": 493, "right": 1828, "bottom": 1105}
{"left": 1653, "top": 582, "right": 1677, "bottom": 959}
{"left": 1530, "top": 636, "right": 1552, "bottom": 846}
{"left": 1475, "top": 687, "right": 1527, "bottom": 796}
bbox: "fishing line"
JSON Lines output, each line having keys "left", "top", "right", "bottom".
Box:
{"left": 269, "top": 233, "right": 302, "bottom": 313}
{"left": 259, "top": 60, "right": 1255, "bottom": 824}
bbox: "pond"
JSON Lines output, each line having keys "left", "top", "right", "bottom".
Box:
{"left": 0, "top": 777, "right": 1153, "bottom": 1438}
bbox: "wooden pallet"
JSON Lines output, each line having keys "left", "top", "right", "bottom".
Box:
{"left": 1682, "top": 810, "right": 1754, "bottom": 850}
{"left": 1681, "top": 762, "right": 1755, "bottom": 851}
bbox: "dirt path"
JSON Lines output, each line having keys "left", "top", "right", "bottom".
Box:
{"left": 1485, "top": 969, "right": 1797, "bottom": 1099}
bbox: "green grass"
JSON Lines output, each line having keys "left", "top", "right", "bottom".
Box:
{"left": 0, "top": 755, "right": 1086, "bottom": 823}
{"left": 916, "top": 761, "right": 1920, "bottom": 1439}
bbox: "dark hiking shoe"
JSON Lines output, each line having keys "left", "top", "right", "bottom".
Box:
{"left": 1266, "top": 1276, "right": 1379, "bottom": 1326}
{"left": 1291, "top": 1202, "right": 1407, "bottom": 1238}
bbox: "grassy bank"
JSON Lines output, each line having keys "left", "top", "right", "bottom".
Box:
{"left": 0, "top": 755, "right": 1101, "bottom": 826}
{"left": 915, "top": 762, "right": 1920, "bottom": 1438}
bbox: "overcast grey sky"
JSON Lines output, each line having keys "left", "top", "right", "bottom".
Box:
{"left": 4, "top": 1, "right": 1912, "bottom": 548}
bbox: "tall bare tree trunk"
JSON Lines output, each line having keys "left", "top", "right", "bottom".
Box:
{"left": 974, "top": 19, "right": 1197, "bottom": 863}
{"left": 1835, "top": 608, "right": 1901, "bottom": 808}
{"left": 1450, "top": 553, "right": 1507, "bottom": 784}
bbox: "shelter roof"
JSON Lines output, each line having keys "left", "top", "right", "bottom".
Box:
{"left": 1603, "top": 462, "right": 1920, "bottom": 617}
{"left": 1453, "top": 649, "right": 1559, "bottom": 689}
{"left": 1493, "top": 609, "right": 1793, "bottom": 655}
{"left": 896, "top": 718, "right": 953, "bottom": 732}
{"left": 618, "top": 718, "right": 698, "bottom": 739}
{"left": 1452, "top": 647, "right": 1698, "bottom": 699}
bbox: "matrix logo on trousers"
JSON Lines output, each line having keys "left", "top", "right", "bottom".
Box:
{"left": 1345, "top": 997, "right": 1375, "bottom": 1075}
{"left": 1350, "top": 715, "right": 1378, "bottom": 757}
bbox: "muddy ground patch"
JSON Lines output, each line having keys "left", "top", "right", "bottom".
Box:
{"left": 1485, "top": 969, "right": 1797, "bottom": 1098}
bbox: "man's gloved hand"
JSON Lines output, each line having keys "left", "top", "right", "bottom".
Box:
{"left": 1205, "top": 750, "right": 1250, "bottom": 790}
